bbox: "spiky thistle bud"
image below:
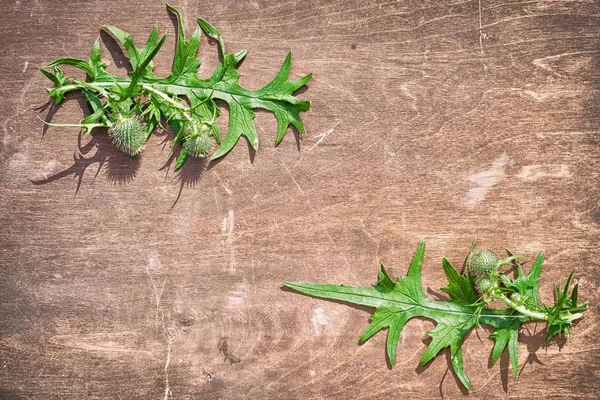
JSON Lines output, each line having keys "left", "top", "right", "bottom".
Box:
{"left": 183, "top": 124, "right": 212, "bottom": 158}
{"left": 109, "top": 116, "right": 147, "bottom": 156}
{"left": 475, "top": 277, "right": 497, "bottom": 294}
{"left": 468, "top": 249, "right": 500, "bottom": 277}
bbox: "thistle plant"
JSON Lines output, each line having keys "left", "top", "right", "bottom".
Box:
{"left": 40, "top": 5, "right": 312, "bottom": 168}
{"left": 285, "top": 241, "right": 588, "bottom": 390}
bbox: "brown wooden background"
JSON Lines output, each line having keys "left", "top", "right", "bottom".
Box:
{"left": 1, "top": 0, "right": 599, "bottom": 398}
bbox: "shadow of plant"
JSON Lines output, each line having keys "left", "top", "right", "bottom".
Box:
{"left": 31, "top": 116, "right": 141, "bottom": 193}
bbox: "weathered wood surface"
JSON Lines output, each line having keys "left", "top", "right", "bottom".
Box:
{"left": 1, "top": 0, "right": 599, "bottom": 398}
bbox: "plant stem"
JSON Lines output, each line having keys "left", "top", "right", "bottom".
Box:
{"left": 56, "top": 80, "right": 195, "bottom": 123}
{"left": 497, "top": 293, "right": 585, "bottom": 323}
{"left": 497, "top": 294, "right": 547, "bottom": 320}
{"left": 141, "top": 84, "right": 193, "bottom": 121}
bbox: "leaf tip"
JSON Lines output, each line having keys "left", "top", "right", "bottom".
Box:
{"left": 165, "top": 3, "right": 178, "bottom": 13}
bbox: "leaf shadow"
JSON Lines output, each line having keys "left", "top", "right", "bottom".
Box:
{"left": 155, "top": 128, "right": 211, "bottom": 209}
{"left": 99, "top": 30, "right": 133, "bottom": 74}
{"left": 32, "top": 95, "right": 140, "bottom": 194}
{"left": 168, "top": 156, "right": 209, "bottom": 210}
{"left": 294, "top": 84, "right": 309, "bottom": 96}
{"left": 34, "top": 100, "right": 62, "bottom": 138}
{"left": 427, "top": 287, "right": 449, "bottom": 302}
{"left": 30, "top": 129, "right": 141, "bottom": 194}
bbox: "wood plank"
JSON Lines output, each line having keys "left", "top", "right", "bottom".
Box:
{"left": 1, "top": 0, "right": 599, "bottom": 398}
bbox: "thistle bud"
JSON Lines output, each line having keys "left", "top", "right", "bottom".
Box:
{"left": 109, "top": 116, "right": 147, "bottom": 156}
{"left": 183, "top": 124, "right": 212, "bottom": 158}
{"left": 468, "top": 249, "right": 500, "bottom": 277}
{"left": 475, "top": 277, "right": 496, "bottom": 294}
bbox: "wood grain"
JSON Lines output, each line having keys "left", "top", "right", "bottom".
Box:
{"left": 1, "top": 0, "right": 599, "bottom": 398}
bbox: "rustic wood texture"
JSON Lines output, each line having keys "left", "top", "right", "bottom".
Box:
{"left": 1, "top": 0, "right": 599, "bottom": 398}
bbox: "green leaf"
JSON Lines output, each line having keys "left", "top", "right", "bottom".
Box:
{"left": 125, "top": 33, "right": 167, "bottom": 96}
{"left": 489, "top": 320, "right": 520, "bottom": 376}
{"left": 210, "top": 99, "right": 258, "bottom": 159}
{"left": 197, "top": 17, "right": 226, "bottom": 57}
{"left": 174, "top": 148, "right": 190, "bottom": 169}
{"left": 169, "top": 7, "right": 202, "bottom": 76}
{"left": 285, "top": 241, "right": 483, "bottom": 390}
{"left": 284, "top": 241, "right": 588, "bottom": 391}
{"left": 440, "top": 257, "right": 478, "bottom": 305}
{"left": 40, "top": 68, "right": 60, "bottom": 85}
{"left": 450, "top": 340, "right": 472, "bottom": 391}
{"left": 501, "top": 251, "right": 544, "bottom": 310}
{"left": 41, "top": 4, "right": 311, "bottom": 166}
{"left": 43, "top": 67, "right": 68, "bottom": 104}
{"left": 102, "top": 25, "right": 161, "bottom": 79}
{"left": 48, "top": 57, "right": 94, "bottom": 77}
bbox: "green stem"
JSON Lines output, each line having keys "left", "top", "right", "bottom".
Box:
{"left": 497, "top": 293, "right": 584, "bottom": 323}
{"left": 55, "top": 81, "right": 194, "bottom": 123}
{"left": 56, "top": 81, "right": 124, "bottom": 94}
{"left": 72, "top": 79, "right": 110, "bottom": 98}
{"left": 498, "top": 294, "right": 548, "bottom": 320}
{"left": 36, "top": 115, "right": 110, "bottom": 129}
{"left": 140, "top": 83, "right": 193, "bottom": 121}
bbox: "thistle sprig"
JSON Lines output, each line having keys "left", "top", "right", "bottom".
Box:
{"left": 40, "top": 4, "right": 312, "bottom": 168}
{"left": 285, "top": 241, "right": 588, "bottom": 390}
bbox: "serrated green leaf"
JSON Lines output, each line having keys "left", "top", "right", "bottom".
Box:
{"left": 166, "top": 5, "right": 202, "bottom": 81}
{"left": 489, "top": 320, "right": 520, "bottom": 376}
{"left": 450, "top": 340, "right": 472, "bottom": 391}
{"left": 554, "top": 270, "right": 575, "bottom": 313}
{"left": 419, "top": 315, "right": 475, "bottom": 367}
{"left": 440, "top": 257, "right": 478, "bottom": 305}
{"left": 40, "top": 68, "right": 60, "bottom": 85}
{"left": 102, "top": 24, "right": 160, "bottom": 79}
{"left": 125, "top": 33, "right": 167, "bottom": 96}
{"left": 376, "top": 264, "right": 395, "bottom": 291}
{"left": 285, "top": 241, "right": 487, "bottom": 390}
{"left": 197, "top": 17, "right": 226, "bottom": 57}
{"left": 210, "top": 99, "right": 258, "bottom": 159}
{"left": 48, "top": 57, "right": 94, "bottom": 77}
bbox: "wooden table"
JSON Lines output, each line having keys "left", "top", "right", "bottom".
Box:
{"left": 1, "top": 1, "right": 599, "bottom": 398}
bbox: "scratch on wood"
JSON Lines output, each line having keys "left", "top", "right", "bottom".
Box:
{"left": 163, "top": 337, "right": 172, "bottom": 400}
{"left": 309, "top": 121, "right": 340, "bottom": 152}
{"left": 531, "top": 51, "right": 599, "bottom": 77}
{"left": 221, "top": 209, "right": 236, "bottom": 272}
{"left": 145, "top": 252, "right": 166, "bottom": 337}
{"left": 516, "top": 164, "right": 572, "bottom": 181}
{"left": 48, "top": 331, "right": 144, "bottom": 353}
{"left": 478, "top": 0, "right": 484, "bottom": 55}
